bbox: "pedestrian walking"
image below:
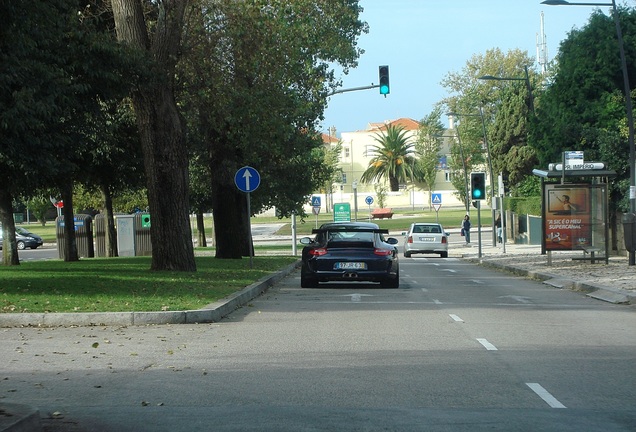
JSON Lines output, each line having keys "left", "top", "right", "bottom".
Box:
{"left": 461, "top": 215, "right": 471, "bottom": 244}
{"left": 495, "top": 214, "right": 503, "bottom": 243}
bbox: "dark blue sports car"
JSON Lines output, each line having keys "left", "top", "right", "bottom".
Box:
{"left": 299, "top": 222, "right": 400, "bottom": 288}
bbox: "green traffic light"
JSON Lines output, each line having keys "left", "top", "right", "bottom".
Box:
{"left": 378, "top": 65, "right": 390, "bottom": 95}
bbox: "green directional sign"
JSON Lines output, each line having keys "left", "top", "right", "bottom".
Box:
{"left": 333, "top": 203, "right": 351, "bottom": 222}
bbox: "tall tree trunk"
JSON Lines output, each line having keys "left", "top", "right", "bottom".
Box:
{"left": 60, "top": 180, "right": 79, "bottom": 262}
{"left": 389, "top": 176, "right": 399, "bottom": 192}
{"left": 111, "top": 0, "right": 196, "bottom": 271}
{"left": 212, "top": 183, "right": 243, "bottom": 259}
{"left": 0, "top": 188, "right": 20, "bottom": 266}
{"left": 100, "top": 183, "right": 118, "bottom": 257}
{"left": 196, "top": 211, "right": 207, "bottom": 248}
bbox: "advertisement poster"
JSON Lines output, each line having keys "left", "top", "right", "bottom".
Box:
{"left": 544, "top": 185, "right": 590, "bottom": 251}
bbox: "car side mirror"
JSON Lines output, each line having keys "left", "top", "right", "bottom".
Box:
{"left": 386, "top": 237, "right": 398, "bottom": 245}
{"left": 299, "top": 237, "right": 314, "bottom": 245}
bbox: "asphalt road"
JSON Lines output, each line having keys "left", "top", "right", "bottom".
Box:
{"left": 2, "top": 257, "right": 635, "bottom": 431}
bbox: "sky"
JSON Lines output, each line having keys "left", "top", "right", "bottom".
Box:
{"left": 320, "top": 0, "right": 607, "bottom": 136}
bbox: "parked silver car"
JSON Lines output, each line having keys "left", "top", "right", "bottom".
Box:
{"left": 402, "top": 222, "right": 449, "bottom": 258}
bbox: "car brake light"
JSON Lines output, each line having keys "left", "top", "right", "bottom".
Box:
{"left": 407, "top": 236, "right": 413, "bottom": 244}
{"left": 374, "top": 248, "right": 393, "bottom": 256}
{"left": 309, "top": 248, "right": 327, "bottom": 256}
{"left": 442, "top": 237, "right": 447, "bottom": 244}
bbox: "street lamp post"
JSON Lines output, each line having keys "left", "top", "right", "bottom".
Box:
{"left": 479, "top": 65, "right": 535, "bottom": 114}
{"left": 542, "top": 0, "right": 635, "bottom": 266}
{"left": 479, "top": 67, "right": 537, "bottom": 250}
{"left": 449, "top": 111, "right": 497, "bottom": 246}
{"left": 452, "top": 125, "right": 471, "bottom": 214}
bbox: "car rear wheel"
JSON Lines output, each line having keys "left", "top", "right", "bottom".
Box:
{"left": 17, "top": 241, "right": 26, "bottom": 250}
{"left": 381, "top": 273, "right": 399, "bottom": 288}
{"left": 301, "top": 274, "right": 319, "bottom": 288}
{"left": 404, "top": 251, "right": 411, "bottom": 258}
{"left": 440, "top": 252, "right": 448, "bottom": 258}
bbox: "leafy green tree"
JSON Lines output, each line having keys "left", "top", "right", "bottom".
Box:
{"left": 532, "top": 7, "right": 636, "bottom": 214}
{"left": 27, "top": 196, "right": 54, "bottom": 227}
{"left": 489, "top": 86, "right": 537, "bottom": 194}
{"left": 361, "top": 124, "right": 418, "bottom": 192}
{"left": 178, "top": 0, "right": 366, "bottom": 258}
{"left": 416, "top": 109, "right": 445, "bottom": 209}
{"left": 1, "top": 0, "right": 135, "bottom": 265}
{"left": 374, "top": 184, "right": 387, "bottom": 209}
{"left": 440, "top": 48, "right": 535, "bottom": 207}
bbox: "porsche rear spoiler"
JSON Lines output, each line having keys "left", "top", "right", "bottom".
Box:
{"left": 311, "top": 228, "right": 389, "bottom": 234}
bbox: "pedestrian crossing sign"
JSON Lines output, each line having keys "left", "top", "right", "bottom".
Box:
{"left": 431, "top": 193, "right": 442, "bottom": 204}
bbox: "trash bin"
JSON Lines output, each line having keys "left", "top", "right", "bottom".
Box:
{"left": 134, "top": 213, "right": 152, "bottom": 256}
{"left": 55, "top": 214, "right": 94, "bottom": 258}
{"left": 95, "top": 214, "right": 106, "bottom": 257}
{"left": 622, "top": 213, "right": 636, "bottom": 252}
{"left": 74, "top": 214, "right": 94, "bottom": 258}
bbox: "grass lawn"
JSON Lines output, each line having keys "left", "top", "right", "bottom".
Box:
{"left": 0, "top": 255, "right": 297, "bottom": 314}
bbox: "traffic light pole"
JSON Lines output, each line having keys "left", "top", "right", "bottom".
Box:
{"left": 477, "top": 200, "right": 482, "bottom": 259}
{"left": 327, "top": 84, "right": 381, "bottom": 96}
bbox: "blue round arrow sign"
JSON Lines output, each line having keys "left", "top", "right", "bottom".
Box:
{"left": 234, "top": 166, "right": 261, "bottom": 193}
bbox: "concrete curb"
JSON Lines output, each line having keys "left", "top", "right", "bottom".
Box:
{"left": 0, "top": 260, "right": 302, "bottom": 328}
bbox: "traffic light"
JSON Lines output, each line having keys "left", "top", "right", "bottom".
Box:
{"left": 379, "top": 65, "right": 390, "bottom": 95}
{"left": 470, "top": 172, "right": 486, "bottom": 200}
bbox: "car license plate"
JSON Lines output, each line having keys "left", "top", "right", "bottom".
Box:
{"left": 334, "top": 262, "right": 367, "bottom": 270}
{"left": 419, "top": 237, "right": 435, "bottom": 242}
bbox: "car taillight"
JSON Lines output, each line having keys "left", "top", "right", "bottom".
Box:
{"left": 309, "top": 248, "right": 327, "bottom": 256}
{"left": 442, "top": 237, "right": 447, "bottom": 244}
{"left": 374, "top": 248, "right": 393, "bottom": 256}
{"left": 407, "top": 236, "right": 413, "bottom": 244}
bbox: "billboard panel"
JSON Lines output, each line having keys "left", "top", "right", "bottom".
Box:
{"left": 544, "top": 185, "right": 591, "bottom": 251}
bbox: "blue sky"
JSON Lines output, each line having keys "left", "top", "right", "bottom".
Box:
{"left": 320, "top": 0, "right": 606, "bottom": 136}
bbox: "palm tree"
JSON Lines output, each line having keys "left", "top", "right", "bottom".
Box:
{"left": 361, "top": 124, "right": 417, "bottom": 191}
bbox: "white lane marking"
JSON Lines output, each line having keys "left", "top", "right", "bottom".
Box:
{"left": 526, "top": 383, "right": 567, "bottom": 408}
{"left": 498, "top": 295, "right": 532, "bottom": 304}
{"left": 471, "top": 279, "right": 485, "bottom": 284}
{"left": 433, "top": 299, "right": 443, "bottom": 305}
{"left": 476, "top": 338, "right": 498, "bottom": 351}
{"left": 342, "top": 294, "right": 373, "bottom": 302}
{"left": 440, "top": 269, "right": 457, "bottom": 273}
{"left": 449, "top": 314, "right": 464, "bottom": 322}
{"left": 421, "top": 288, "right": 428, "bottom": 293}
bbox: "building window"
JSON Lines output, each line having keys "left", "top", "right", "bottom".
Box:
{"left": 342, "top": 173, "right": 347, "bottom": 184}
{"left": 364, "top": 145, "right": 376, "bottom": 157}
{"left": 343, "top": 147, "right": 350, "bottom": 159}
{"left": 445, "top": 171, "right": 451, "bottom": 182}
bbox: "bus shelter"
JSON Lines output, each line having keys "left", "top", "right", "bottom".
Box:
{"left": 533, "top": 164, "right": 616, "bottom": 264}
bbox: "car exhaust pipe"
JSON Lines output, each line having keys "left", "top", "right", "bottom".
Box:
{"left": 344, "top": 272, "right": 358, "bottom": 279}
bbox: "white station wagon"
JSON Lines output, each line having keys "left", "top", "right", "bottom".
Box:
{"left": 402, "top": 222, "right": 449, "bottom": 258}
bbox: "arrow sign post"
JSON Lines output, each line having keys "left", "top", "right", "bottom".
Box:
{"left": 235, "top": 166, "right": 261, "bottom": 268}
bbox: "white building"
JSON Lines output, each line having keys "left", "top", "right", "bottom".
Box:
{"left": 317, "top": 118, "right": 467, "bottom": 213}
